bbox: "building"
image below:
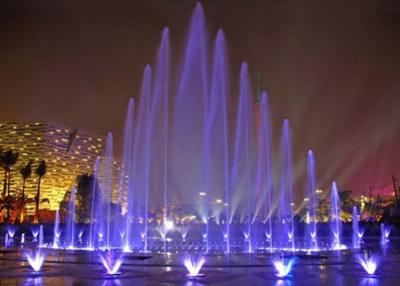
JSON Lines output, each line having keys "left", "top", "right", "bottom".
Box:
{"left": 0, "top": 121, "right": 115, "bottom": 215}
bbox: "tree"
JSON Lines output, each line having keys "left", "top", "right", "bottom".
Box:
{"left": 34, "top": 160, "right": 47, "bottom": 224}
{"left": 0, "top": 149, "right": 19, "bottom": 221}
{"left": 20, "top": 161, "right": 33, "bottom": 198}
{"left": 76, "top": 173, "right": 97, "bottom": 223}
{"left": 0, "top": 150, "right": 19, "bottom": 198}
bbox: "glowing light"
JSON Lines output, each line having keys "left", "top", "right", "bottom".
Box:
{"left": 7, "top": 228, "right": 16, "bottom": 239}
{"left": 31, "top": 229, "right": 39, "bottom": 239}
{"left": 183, "top": 255, "right": 206, "bottom": 277}
{"left": 273, "top": 257, "right": 296, "bottom": 278}
{"left": 358, "top": 229, "right": 365, "bottom": 239}
{"left": 26, "top": 251, "right": 46, "bottom": 272}
{"left": 164, "top": 220, "right": 174, "bottom": 231}
{"left": 98, "top": 251, "right": 124, "bottom": 275}
{"left": 357, "top": 254, "right": 379, "bottom": 275}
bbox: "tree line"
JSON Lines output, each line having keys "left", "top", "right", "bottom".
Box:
{"left": 0, "top": 148, "right": 48, "bottom": 224}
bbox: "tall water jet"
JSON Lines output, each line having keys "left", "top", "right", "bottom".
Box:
{"left": 255, "top": 92, "right": 273, "bottom": 251}
{"left": 89, "top": 158, "right": 99, "bottom": 250}
{"left": 330, "top": 182, "right": 343, "bottom": 249}
{"left": 96, "top": 133, "right": 115, "bottom": 249}
{"left": 132, "top": 65, "right": 152, "bottom": 252}
{"left": 38, "top": 225, "right": 44, "bottom": 247}
{"left": 279, "top": 119, "right": 295, "bottom": 250}
{"left": 352, "top": 206, "right": 360, "bottom": 249}
{"left": 65, "top": 187, "right": 76, "bottom": 249}
{"left": 206, "top": 29, "right": 230, "bottom": 253}
{"left": 171, "top": 3, "right": 208, "bottom": 234}
{"left": 149, "top": 27, "right": 170, "bottom": 236}
{"left": 231, "top": 62, "right": 256, "bottom": 253}
{"left": 119, "top": 99, "right": 135, "bottom": 251}
{"left": 53, "top": 209, "right": 60, "bottom": 248}
{"left": 306, "top": 150, "right": 318, "bottom": 250}
{"left": 380, "top": 223, "right": 390, "bottom": 246}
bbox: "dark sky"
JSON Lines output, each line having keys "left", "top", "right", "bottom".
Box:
{"left": 1, "top": 0, "right": 400, "bottom": 195}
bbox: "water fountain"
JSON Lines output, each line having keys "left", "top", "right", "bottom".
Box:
{"left": 272, "top": 257, "right": 296, "bottom": 278}
{"left": 183, "top": 255, "right": 206, "bottom": 277}
{"left": 66, "top": 187, "right": 76, "bottom": 249}
{"left": 26, "top": 250, "right": 46, "bottom": 272}
{"left": 33, "top": 1, "right": 386, "bottom": 258}
{"left": 357, "top": 254, "right": 379, "bottom": 275}
{"left": 352, "top": 206, "right": 360, "bottom": 249}
{"left": 330, "top": 182, "right": 344, "bottom": 250}
{"left": 98, "top": 251, "right": 124, "bottom": 275}
{"left": 306, "top": 150, "right": 318, "bottom": 250}
{"left": 53, "top": 210, "right": 60, "bottom": 248}
{"left": 380, "top": 223, "right": 391, "bottom": 246}
{"left": 38, "top": 225, "right": 44, "bottom": 247}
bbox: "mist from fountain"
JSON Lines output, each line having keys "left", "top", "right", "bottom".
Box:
{"left": 26, "top": 250, "right": 46, "bottom": 272}
{"left": 255, "top": 92, "right": 273, "bottom": 251}
{"left": 330, "top": 182, "right": 343, "bottom": 250}
{"left": 352, "top": 206, "right": 360, "bottom": 249}
{"left": 53, "top": 209, "right": 60, "bottom": 248}
{"left": 306, "top": 150, "right": 318, "bottom": 250}
{"left": 66, "top": 187, "right": 76, "bottom": 249}
{"left": 279, "top": 119, "right": 295, "bottom": 251}
{"left": 39, "top": 225, "right": 44, "bottom": 248}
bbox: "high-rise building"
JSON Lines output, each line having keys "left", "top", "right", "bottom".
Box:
{"left": 0, "top": 121, "right": 115, "bottom": 214}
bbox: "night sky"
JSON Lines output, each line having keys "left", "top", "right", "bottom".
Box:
{"left": 1, "top": 0, "right": 400, "bottom": 195}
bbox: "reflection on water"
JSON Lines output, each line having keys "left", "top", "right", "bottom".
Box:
{"left": 23, "top": 277, "right": 43, "bottom": 286}
{"left": 101, "top": 280, "right": 122, "bottom": 286}
{"left": 274, "top": 279, "right": 292, "bottom": 286}
{"left": 185, "top": 281, "right": 206, "bottom": 286}
{"left": 360, "top": 277, "right": 379, "bottom": 286}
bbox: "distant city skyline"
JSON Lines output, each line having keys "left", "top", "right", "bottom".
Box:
{"left": 1, "top": 0, "right": 399, "bottom": 194}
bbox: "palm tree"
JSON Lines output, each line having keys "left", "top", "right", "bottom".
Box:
{"left": 34, "top": 160, "right": 47, "bottom": 224}
{"left": 17, "top": 161, "right": 33, "bottom": 223}
{"left": 0, "top": 150, "right": 19, "bottom": 198}
{"left": 0, "top": 150, "right": 19, "bottom": 221}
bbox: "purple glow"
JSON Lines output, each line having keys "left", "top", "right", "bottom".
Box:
{"left": 98, "top": 251, "right": 124, "bottom": 275}
{"left": 357, "top": 254, "right": 379, "bottom": 275}
{"left": 26, "top": 251, "right": 46, "bottom": 272}
{"left": 273, "top": 257, "right": 296, "bottom": 278}
{"left": 183, "top": 255, "right": 206, "bottom": 277}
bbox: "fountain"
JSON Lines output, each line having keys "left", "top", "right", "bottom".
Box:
{"left": 352, "top": 206, "right": 360, "bottom": 249}
{"left": 330, "top": 182, "right": 344, "bottom": 250}
{"left": 53, "top": 209, "right": 60, "bottom": 248}
{"left": 306, "top": 150, "right": 318, "bottom": 250}
{"left": 38, "top": 225, "right": 44, "bottom": 247}
{"left": 30, "top": 2, "right": 380, "bottom": 257}
{"left": 26, "top": 250, "right": 46, "bottom": 272}
{"left": 273, "top": 257, "right": 296, "bottom": 278}
{"left": 66, "top": 187, "right": 76, "bottom": 249}
{"left": 357, "top": 254, "right": 379, "bottom": 275}
{"left": 183, "top": 255, "right": 206, "bottom": 277}
{"left": 380, "top": 223, "right": 391, "bottom": 246}
{"left": 7, "top": 226, "right": 16, "bottom": 239}
{"left": 98, "top": 251, "right": 124, "bottom": 275}
{"left": 21, "top": 233, "right": 25, "bottom": 245}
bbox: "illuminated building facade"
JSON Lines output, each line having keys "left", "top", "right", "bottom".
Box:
{"left": 0, "top": 121, "right": 119, "bottom": 214}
